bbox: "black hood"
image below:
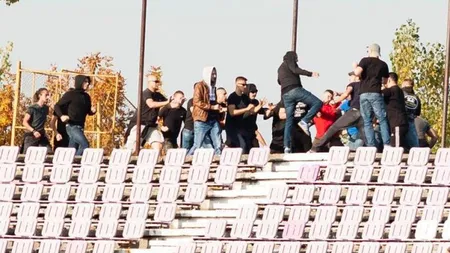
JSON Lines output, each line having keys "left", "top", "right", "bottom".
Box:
{"left": 74, "top": 75, "right": 91, "bottom": 90}
{"left": 283, "top": 51, "right": 298, "bottom": 64}
{"left": 402, "top": 86, "right": 415, "bottom": 94}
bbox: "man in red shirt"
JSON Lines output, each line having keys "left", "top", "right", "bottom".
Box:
{"left": 312, "top": 90, "right": 342, "bottom": 151}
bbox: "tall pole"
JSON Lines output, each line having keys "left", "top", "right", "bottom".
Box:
{"left": 136, "top": 0, "right": 148, "bottom": 154}
{"left": 442, "top": 0, "right": 450, "bottom": 147}
{"left": 291, "top": 0, "right": 299, "bottom": 52}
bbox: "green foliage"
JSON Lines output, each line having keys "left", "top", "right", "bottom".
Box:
{"left": 390, "top": 19, "right": 448, "bottom": 148}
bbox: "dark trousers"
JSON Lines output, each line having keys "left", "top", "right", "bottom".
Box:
{"left": 312, "top": 109, "right": 364, "bottom": 150}
{"left": 390, "top": 124, "right": 408, "bottom": 148}
{"left": 22, "top": 132, "right": 52, "bottom": 154}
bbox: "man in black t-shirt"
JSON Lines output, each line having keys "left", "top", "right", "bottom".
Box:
{"left": 125, "top": 74, "right": 169, "bottom": 153}
{"left": 353, "top": 44, "right": 391, "bottom": 148}
{"left": 159, "top": 91, "right": 187, "bottom": 150}
{"left": 311, "top": 71, "right": 365, "bottom": 152}
{"left": 382, "top": 72, "right": 408, "bottom": 148}
{"left": 181, "top": 97, "right": 195, "bottom": 150}
{"left": 246, "top": 83, "right": 267, "bottom": 148}
{"left": 225, "top": 76, "right": 256, "bottom": 154}
{"left": 402, "top": 78, "right": 420, "bottom": 150}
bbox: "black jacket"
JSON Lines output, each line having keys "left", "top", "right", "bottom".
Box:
{"left": 277, "top": 51, "right": 313, "bottom": 95}
{"left": 54, "top": 75, "right": 94, "bottom": 126}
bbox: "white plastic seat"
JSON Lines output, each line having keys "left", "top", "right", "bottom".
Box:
{"left": 214, "top": 165, "right": 237, "bottom": 185}
{"left": 24, "top": 146, "right": 47, "bottom": 164}
{"left": 255, "top": 220, "right": 279, "bottom": 239}
{"left": 435, "top": 148, "right": 450, "bottom": 166}
{"left": 306, "top": 242, "right": 328, "bottom": 253}
{"left": 426, "top": 187, "right": 448, "bottom": 206}
{"left": 432, "top": 166, "right": 450, "bottom": 185}
{"left": 332, "top": 242, "right": 353, "bottom": 253}
{"left": 328, "top": 146, "right": 350, "bottom": 165}
{"left": 0, "top": 146, "right": 19, "bottom": 163}
{"left": 380, "top": 147, "right": 403, "bottom": 166}
{"left": 0, "top": 202, "right": 12, "bottom": 235}
{"left": 45, "top": 203, "right": 67, "bottom": 219}
{"left": 341, "top": 206, "right": 364, "bottom": 222}
{"left": 15, "top": 218, "right": 37, "bottom": 236}
{"left": 22, "top": 164, "right": 45, "bottom": 182}
{"left": 154, "top": 203, "right": 176, "bottom": 222}
{"left": 407, "top": 147, "right": 430, "bottom": 166}
{"left": 291, "top": 185, "right": 314, "bottom": 204}
{"left": 368, "top": 205, "right": 391, "bottom": 223}
{"left": 39, "top": 240, "right": 61, "bottom": 253}
{"left": 96, "top": 219, "right": 118, "bottom": 238}
{"left": 102, "top": 183, "right": 125, "bottom": 202}
{"left": 288, "top": 206, "right": 311, "bottom": 222}
{"left": 0, "top": 183, "right": 14, "bottom": 201}
{"left": 378, "top": 166, "right": 401, "bottom": 184}
{"left": 315, "top": 206, "right": 337, "bottom": 223}
{"left": 282, "top": 221, "right": 305, "bottom": 239}
{"left": 53, "top": 147, "right": 76, "bottom": 164}
{"left": 165, "top": 148, "right": 187, "bottom": 166}
{"left": 350, "top": 165, "right": 373, "bottom": 183}
{"left": 262, "top": 205, "right": 284, "bottom": 222}
{"left": 226, "top": 242, "right": 247, "bottom": 253}
{"left": 297, "top": 164, "right": 320, "bottom": 182}
{"left": 201, "top": 242, "right": 223, "bottom": 253}
{"left": 404, "top": 166, "right": 427, "bottom": 184}
{"left": 422, "top": 205, "right": 443, "bottom": 221}
{"left": 157, "top": 184, "right": 179, "bottom": 203}
{"left": 20, "top": 183, "right": 43, "bottom": 201}
{"left": 309, "top": 221, "right": 332, "bottom": 239}
{"left": 0, "top": 240, "right": 6, "bottom": 253}
{"left": 443, "top": 219, "right": 450, "bottom": 239}
{"left": 184, "top": 184, "right": 207, "bottom": 204}
{"left": 65, "top": 241, "right": 88, "bottom": 253}
{"left": 75, "top": 183, "right": 98, "bottom": 202}
{"left": 324, "top": 165, "right": 346, "bottom": 183}
{"left": 93, "top": 241, "right": 115, "bottom": 253}
{"left": 318, "top": 185, "right": 341, "bottom": 204}
{"left": 12, "top": 240, "right": 33, "bottom": 253}
{"left": 362, "top": 222, "right": 385, "bottom": 240}
{"left": 129, "top": 184, "right": 152, "bottom": 203}
{"left": 220, "top": 148, "right": 242, "bottom": 166}
{"left": 395, "top": 205, "right": 417, "bottom": 223}
{"left": 278, "top": 242, "right": 301, "bottom": 253}
{"left": 205, "top": 220, "right": 226, "bottom": 238}
{"left": 230, "top": 219, "right": 253, "bottom": 238}
{"left": 80, "top": 148, "right": 103, "bottom": 165}
{"left": 345, "top": 186, "right": 368, "bottom": 205}
{"left": 69, "top": 203, "right": 94, "bottom": 238}
{"left": 123, "top": 220, "right": 146, "bottom": 239}
{"left": 358, "top": 243, "right": 380, "bottom": 253}
{"left": 372, "top": 186, "right": 395, "bottom": 205}
{"left": 400, "top": 187, "right": 422, "bottom": 205}
{"left": 127, "top": 203, "right": 149, "bottom": 220}
{"left": 389, "top": 222, "right": 412, "bottom": 240}
{"left": 137, "top": 149, "right": 159, "bottom": 166}
{"left": 267, "top": 184, "right": 289, "bottom": 204}
{"left": 18, "top": 202, "right": 40, "bottom": 218}
{"left": 50, "top": 164, "right": 73, "bottom": 183}
{"left": 42, "top": 219, "right": 64, "bottom": 237}
{"left": 247, "top": 147, "right": 270, "bottom": 167}
{"left": 436, "top": 243, "right": 450, "bottom": 253}
{"left": 411, "top": 243, "right": 432, "bottom": 253}
{"left": 192, "top": 148, "right": 214, "bottom": 166}
{"left": 236, "top": 204, "right": 258, "bottom": 220}
{"left": 108, "top": 148, "right": 132, "bottom": 166}
{"left": 99, "top": 203, "right": 122, "bottom": 220}
{"left": 132, "top": 164, "right": 155, "bottom": 184}
{"left": 385, "top": 243, "right": 407, "bottom": 253}
{"left": 0, "top": 163, "right": 16, "bottom": 182}
{"left": 105, "top": 165, "right": 127, "bottom": 184}
{"left": 354, "top": 147, "right": 377, "bottom": 165}
{"left": 188, "top": 165, "right": 210, "bottom": 184}
{"left": 252, "top": 242, "right": 274, "bottom": 253}
{"left": 77, "top": 165, "right": 100, "bottom": 183}
{"left": 160, "top": 166, "right": 182, "bottom": 184}
{"left": 415, "top": 220, "right": 438, "bottom": 239}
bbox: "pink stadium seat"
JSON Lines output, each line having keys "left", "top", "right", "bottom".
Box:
{"left": 282, "top": 221, "right": 305, "bottom": 240}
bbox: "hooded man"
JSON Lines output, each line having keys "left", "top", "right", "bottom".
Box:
{"left": 54, "top": 75, "right": 96, "bottom": 156}
{"left": 188, "top": 66, "right": 222, "bottom": 155}
{"left": 277, "top": 51, "right": 321, "bottom": 153}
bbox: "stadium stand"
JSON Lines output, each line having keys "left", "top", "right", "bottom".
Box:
{"left": 1, "top": 145, "right": 450, "bottom": 253}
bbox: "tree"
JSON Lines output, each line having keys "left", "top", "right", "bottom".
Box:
{"left": 390, "top": 19, "right": 448, "bottom": 148}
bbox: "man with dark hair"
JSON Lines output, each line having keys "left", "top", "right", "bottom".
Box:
{"left": 125, "top": 74, "right": 169, "bottom": 153}
{"left": 188, "top": 66, "right": 222, "bottom": 155}
{"left": 278, "top": 51, "right": 321, "bottom": 153}
{"left": 225, "top": 76, "right": 258, "bottom": 153}
{"left": 401, "top": 78, "right": 420, "bottom": 150}
{"left": 159, "top": 90, "right": 187, "bottom": 150}
{"left": 311, "top": 71, "right": 364, "bottom": 152}
{"left": 246, "top": 83, "right": 267, "bottom": 147}
{"left": 312, "top": 89, "right": 342, "bottom": 151}
{"left": 415, "top": 116, "right": 438, "bottom": 148}
{"left": 50, "top": 88, "right": 74, "bottom": 150}
{"left": 22, "top": 88, "right": 52, "bottom": 154}
{"left": 353, "top": 44, "right": 391, "bottom": 148}
{"left": 54, "top": 75, "right": 96, "bottom": 156}
{"left": 382, "top": 72, "right": 408, "bottom": 147}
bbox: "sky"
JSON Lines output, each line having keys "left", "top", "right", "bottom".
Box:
{"left": 0, "top": 0, "right": 447, "bottom": 142}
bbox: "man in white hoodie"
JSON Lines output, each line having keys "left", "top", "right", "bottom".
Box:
{"left": 188, "top": 66, "right": 222, "bottom": 155}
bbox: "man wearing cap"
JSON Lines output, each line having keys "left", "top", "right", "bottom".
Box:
{"left": 353, "top": 44, "right": 391, "bottom": 148}
{"left": 246, "top": 83, "right": 267, "bottom": 147}
{"left": 310, "top": 71, "right": 365, "bottom": 152}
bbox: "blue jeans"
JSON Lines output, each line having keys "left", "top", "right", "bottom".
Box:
{"left": 348, "top": 133, "right": 364, "bottom": 151}
{"left": 66, "top": 124, "right": 89, "bottom": 156}
{"left": 360, "top": 93, "right": 390, "bottom": 147}
{"left": 188, "top": 120, "right": 221, "bottom": 155}
{"left": 181, "top": 129, "right": 194, "bottom": 150}
{"left": 405, "top": 119, "right": 419, "bottom": 150}
{"left": 282, "top": 87, "right": 322, "bottom": 149}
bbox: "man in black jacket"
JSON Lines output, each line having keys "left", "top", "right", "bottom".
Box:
{"left": 402, "top": 78, "right": 420, "bottom": 150}
{"left": 54, "top": 75, "right": 96, "bottom": 156}
{"left": 278, "top": 51, "right": 320, "bottom": 153}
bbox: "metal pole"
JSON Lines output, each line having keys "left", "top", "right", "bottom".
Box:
{"left": 291, "top": 0, "right": 299, "bottom": 52}
{"left": 442, "top": 0, "right": 450, "bottom": 147}
{"left": 136, "top": 0, "right": 148, "bottom": 154}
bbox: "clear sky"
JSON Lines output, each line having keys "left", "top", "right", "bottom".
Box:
{"left": 0, "top": 0, "right": 447, "bottom": 142}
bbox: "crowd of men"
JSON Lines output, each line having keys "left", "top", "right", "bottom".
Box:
{"left": 21, "top": 43, "right": 439, "bottom": 156}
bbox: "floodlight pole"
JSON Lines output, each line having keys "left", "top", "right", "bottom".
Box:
{"left": 136, "top": 0, "right": 148, "bottom": 154}
{"left": 442, "top": 0, "right": 450, "bottom": 147}
{"left": 291, "top": 0, "right": 299, "bottom": 52}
